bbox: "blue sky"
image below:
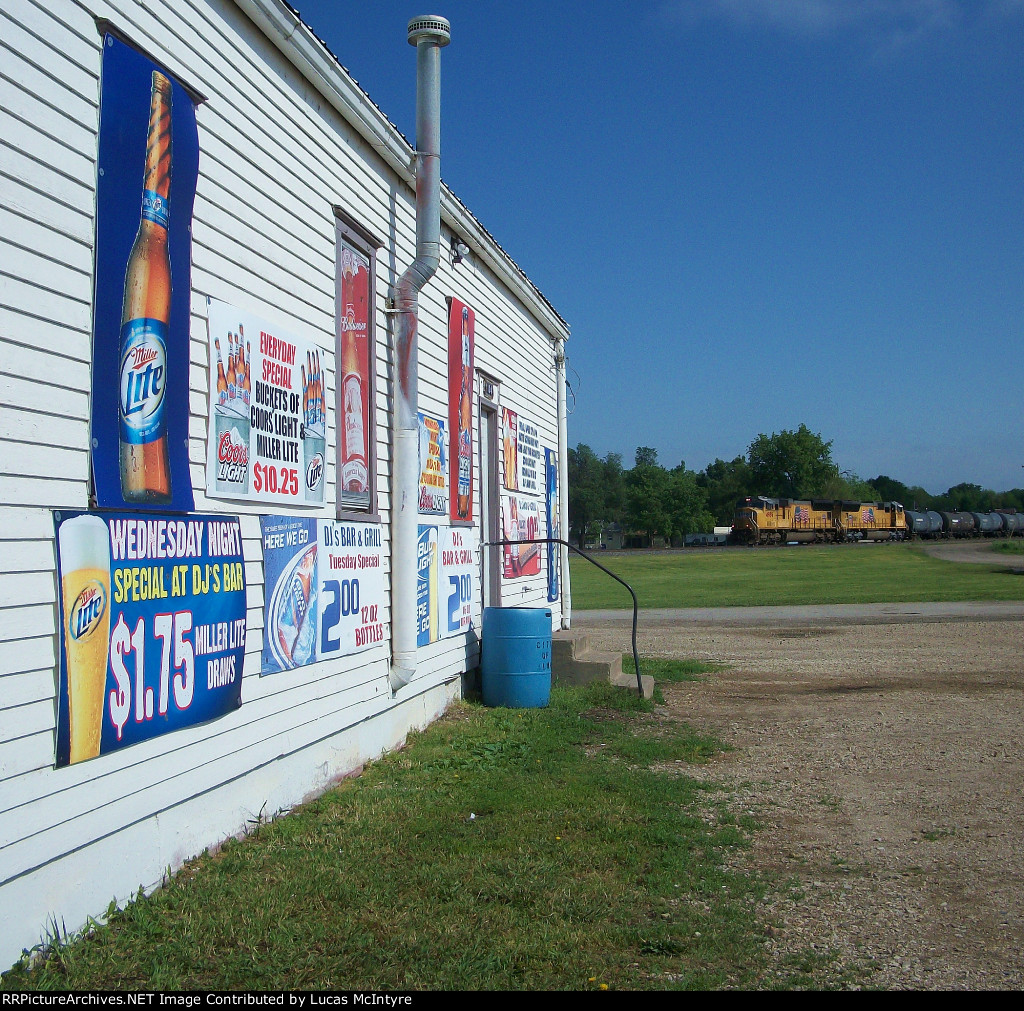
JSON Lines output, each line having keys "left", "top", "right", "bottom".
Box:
{"left": 293, "top": 0, "right": 1024, "bottom": 494}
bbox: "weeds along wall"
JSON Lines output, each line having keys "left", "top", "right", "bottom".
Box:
{"left": 0, "top": 0, "right": 570, "bottom": 966}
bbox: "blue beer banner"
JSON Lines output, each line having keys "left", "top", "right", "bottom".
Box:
{"left": 260, "top": 516, "right": 318, "bottom": 674}
{"left": 417, "top": 525, "right": 476, "bottom": 646}
{"left": 260, "top": 517, "right": 386, "bottom": 674}
{"left": 91, "top": 36, "right": 198, "bottom": 512}
{"left": 54, "top": 511, "right": 246, "bottom": 768}
{"left": 416, "top": 525, "right": 439, "bottom": 646}
{"left": 546, "top": 448, "right": 560, "bottom": 602}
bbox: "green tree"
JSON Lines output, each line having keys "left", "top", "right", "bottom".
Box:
{"left": 821, "top": 470, "right": 878, "bottom": 502}
{"left": 666, "top": 464, "right": 715, "bottom": 538}
{"left": 698, "top": 455, "right": 753, "bottom": 525}
{"left": 568, "top": 444, "right": 627, "bottom": 546}
{"left": 746, "top": 424, "right": 838, "bottom": 499}
{"left": 568, "top": 444, "right": 605, "bottom": 546}
{"left": 906, "top": 486, "right": 934, "bottom": 511}
{"left": 602, "top": 451, "right": 626, "bottom": 528}
{"left": 934, "top": 482, "right": 984, "bottom": 512}
{"left": 634, "top": 445, "right": 659, "bottom": 468}
{"left": 869, "top": 475, "right": 913, "bottom": 505}
{"left": 625, "top": 447, "right": 670, "bottom": 543}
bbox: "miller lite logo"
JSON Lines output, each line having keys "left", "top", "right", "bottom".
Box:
{"left": 141, "top": 189, "right": 169, "bottom": 229}
{"left": 70, "top": 581, "right": 107, "bottom": 640}
{"left": 119, "top": 321, "right": 167, "bottom": 443}
{"left": 306, "top": 452, "right": 324, "bottom": 492}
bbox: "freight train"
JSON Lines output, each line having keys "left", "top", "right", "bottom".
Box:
{"left": 732, "top": 496, "right": 1023, "bottom": 545}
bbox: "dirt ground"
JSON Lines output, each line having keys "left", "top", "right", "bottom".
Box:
{"left": 574, "top": 543, "right": 1024, "bottom": 990}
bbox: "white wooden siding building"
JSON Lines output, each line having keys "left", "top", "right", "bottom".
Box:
{"left": 0, "top": 0, "right": 570, "bottom": 966}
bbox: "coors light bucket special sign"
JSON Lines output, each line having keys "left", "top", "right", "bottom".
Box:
{"left": 418, "top": 412, "right": 448, "bottom": 515}
{"left": 206, "top": 298, "right": 328, "bottom": 506}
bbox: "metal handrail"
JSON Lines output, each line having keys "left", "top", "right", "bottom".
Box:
{"left": 482, "top": 537, "right": 643, "bottom": 696}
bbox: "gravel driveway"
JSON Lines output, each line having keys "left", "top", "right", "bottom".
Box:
{"left": 572, "top": 562, "right": 1024, "bottom": 989}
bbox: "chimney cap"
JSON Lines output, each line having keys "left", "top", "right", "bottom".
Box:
{"left": 408, "top": 15, "right": 451, "bottom": 46}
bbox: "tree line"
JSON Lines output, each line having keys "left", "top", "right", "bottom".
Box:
{"left": 568, "top": 423, "right": 1024, "bottom": 547}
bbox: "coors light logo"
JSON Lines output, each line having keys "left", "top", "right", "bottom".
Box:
{"left": 216, "top": 425, "right": 250, "bottom": 493}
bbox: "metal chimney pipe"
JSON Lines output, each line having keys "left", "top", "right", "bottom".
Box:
{"left": 390, "top": 15, "right": 450, "bottom": 692}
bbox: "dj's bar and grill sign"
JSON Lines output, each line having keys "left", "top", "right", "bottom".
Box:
{"left": 206, "top": 298, "right": 328, "bottom": 506}
{"left": 260, "top": 517, "right": 386, "bottom": 674}
{"left": 53, "top": 512, "right": 246, "bottom": 767}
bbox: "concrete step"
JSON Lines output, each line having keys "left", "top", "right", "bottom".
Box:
{"left": 552, "top": 630, "right": 591, "bottom": 662}
{"left": 552, "top": 630, "right": 645, "bottom": 693}
{"left": 610, "top": 668, "right": 656, "bottom": 700}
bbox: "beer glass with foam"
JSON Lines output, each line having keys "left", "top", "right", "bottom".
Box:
{"left": 58, "top": 515, "right": 111, "bottom": 764}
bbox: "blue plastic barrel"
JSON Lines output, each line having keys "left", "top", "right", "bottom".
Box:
{"left": 481, "top": 606, "right": 552, "bottom": 708}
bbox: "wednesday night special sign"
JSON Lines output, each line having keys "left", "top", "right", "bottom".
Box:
{"left": 53, "top": 511, "right": 246, "bottom": 767}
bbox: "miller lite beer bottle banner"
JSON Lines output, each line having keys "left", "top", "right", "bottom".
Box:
{"left": 416, "top": 525, "right": 477, "bottom": 647}
{"left": 206, "top": 298, "right": 328, "bottom": 507}
{"left": 260, "top": 516, "right": 385, "bottom": 675}
{"left": 447, "top": 299, "right": 474, "bottom": 523}
{"left": 53, "top": 511, "right": 246, "bottom": 767}
{"left": 91, "top": 36, "right": 198, "bottom": 513}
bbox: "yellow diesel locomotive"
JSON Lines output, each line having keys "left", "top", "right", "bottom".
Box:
{"left": 733, "top": 496, "right": 907, "bottom": 545}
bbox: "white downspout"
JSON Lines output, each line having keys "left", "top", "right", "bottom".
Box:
{"left": 390, "top": 15, "right": 450, "bottom": 692}
{"left": 555, "top": 336, "right": 571, "bottom": 629}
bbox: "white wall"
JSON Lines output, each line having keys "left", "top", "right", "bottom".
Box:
{"left": 0, "top": 0, "right": 568, "bottom": 967}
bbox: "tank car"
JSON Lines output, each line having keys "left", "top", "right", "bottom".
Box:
{"left": 940, "top": 511, "right": 976, "bottom": 538}
{"left": 905, "top": 510, "right": 944, "bottom": 538}
{"left": 970, "top": 512, "right": 1002, "bottom": 536}
{"left": 995, "top": 511, "right": 1024, "bottom": 536}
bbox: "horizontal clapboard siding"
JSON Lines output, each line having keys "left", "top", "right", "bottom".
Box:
{"left": 0, "top": 0, "right": 568, "bottom": 964}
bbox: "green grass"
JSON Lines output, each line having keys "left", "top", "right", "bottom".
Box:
{"left": 624, "top": 654, "right": 722, "bottom": 683}
{"left": 991, "top": 541, "right": 1024, "bottom": 555}
{"left": 570, "top": 543, "right": 1024, "bottom": 610}
{"left": 2, "top": 666, "right": 825, "bottom": 992}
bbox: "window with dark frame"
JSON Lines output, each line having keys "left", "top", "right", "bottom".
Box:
{"left": 334, "top": 210, "right": 380, "bottom": 519}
